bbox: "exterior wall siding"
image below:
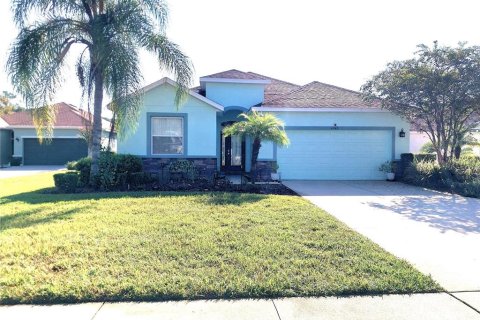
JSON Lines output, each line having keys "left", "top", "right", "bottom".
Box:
{"left": 205, "top": 82, "right": 264, "bottom": 109}
{"left": 262, "top": 111, "right": 410, "bottom": 159}
{"left": 118, "top": 84, "right": 218, "bottom": 157}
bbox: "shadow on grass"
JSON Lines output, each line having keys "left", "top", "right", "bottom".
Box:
{"left": 0, "top": 189, "right": 268, "bottom": 207}
{"left": 0, "top": 206, "right": 87, "bottom": 233}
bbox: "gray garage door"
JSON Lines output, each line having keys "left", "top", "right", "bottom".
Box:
{"left": 23, "top": 138, "right": 88, "bottom": 165}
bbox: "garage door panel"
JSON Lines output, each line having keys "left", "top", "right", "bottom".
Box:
{"left": 24, "top": 138, "right": 88, "bottom": 165}
{"left": 278, "top": 130, "right": 392, "bottom": 180}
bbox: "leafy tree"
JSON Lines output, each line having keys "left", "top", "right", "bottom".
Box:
{"left": 362, "top": 42, "right": 480, "bottom": 164}
{"left": 0, "top": 91, "right": 21, "bottom": 115}
{"left": 223, "top": 111, "right": 289, "bottom": 181}
{"left": 7, "top": 0, "right": 193, "bottom": 181}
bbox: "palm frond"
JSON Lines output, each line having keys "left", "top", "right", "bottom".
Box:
{"left": 12, "top": 0, "right": 85, "bottom": 27}
{"left": 223, "top": 111, "right": 290, "bottom": 146}
{"left": 8, "top": 17, "right": 89, "bottom": 105}
{"left": 32, "top": 104, "right": 57, "bottom": 142}
{"left": 144, "top": 34, "right": 193, "bottom": 105}
{"left": 8, "top": 0, "right": 193, "bottom": 148}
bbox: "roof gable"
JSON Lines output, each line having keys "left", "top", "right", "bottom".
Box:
{"left": 142, "top": 77, "right": 224, "bottom": 111}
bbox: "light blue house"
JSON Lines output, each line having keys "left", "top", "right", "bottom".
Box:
{"left": 118, "top": 70, "right": 409, "bottom": 180}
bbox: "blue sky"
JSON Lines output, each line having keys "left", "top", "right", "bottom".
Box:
{"left": 1, "top": 0, "right": 479, "bottom": 106}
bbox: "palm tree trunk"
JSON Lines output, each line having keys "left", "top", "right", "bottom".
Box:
{"left": 251, "top": 138, "right": 261, "bottom": 183}
{"left": 108, "top": 112, "right": 116, "bottom": 151}
{"left": 90, "top": 69, "right": 104, "bottom": 182}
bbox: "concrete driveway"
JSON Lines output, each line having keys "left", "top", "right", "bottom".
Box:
{"left": 283, "top": 180, "right": 480, "bottom": 293}
{"left": 0, "top": 165, "right": 64, "bottom": 179}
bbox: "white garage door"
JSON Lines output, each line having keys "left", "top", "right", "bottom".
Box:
{"left": 277, "top": 129, "right": 393, "bottom": 180}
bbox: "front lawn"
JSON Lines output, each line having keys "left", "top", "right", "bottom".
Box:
{"left": 0, "top": 173, "right": 440, "bottom": 304}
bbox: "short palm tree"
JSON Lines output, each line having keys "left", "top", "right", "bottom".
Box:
{"left": 223, "top": 111, "right": 289, "bottom": 181}
{"left": 454, "top": 132, "right": 480, "bottom": 159}
{"left": 7, "top": 0, "right": 193, "bottom": 180}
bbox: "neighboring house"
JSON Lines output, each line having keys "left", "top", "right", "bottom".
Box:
{"left": 410, "top": 129, "right": 429, "bottom": 153}
{"left": 0, "top": 102, "right": 115, "bottom": 165}
{"left": 118, "top": 69, "right": 410, "bottom": 180}
{"left": 410, "top": 126, "right": 480, "bottom": 156}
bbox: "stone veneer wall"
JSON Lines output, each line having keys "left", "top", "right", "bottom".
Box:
{"left": 142, "top": 158, "right": 217, "bottom": 180}
{"left": 253, "top": 161, "right": 275, "bottom": 181}
{"left": 143, "top": 158, "right": 276, "bottom": 182}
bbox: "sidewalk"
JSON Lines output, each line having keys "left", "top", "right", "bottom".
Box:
{"left": 1, "top": 293, "right": 479, "bottom": 320}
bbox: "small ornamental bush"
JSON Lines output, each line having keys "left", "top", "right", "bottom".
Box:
{"left": 69, "top": 153, "right": 143, "bottom": 190}
{"left": 117, "top": 154, "right": 143, "bottom": 174}
{"left": 66, "top": 161, "right": 77, "bottom": 170}
{"left": 10, "top": 156, "right": 22, "bottom": 166}
{"left": 414, "top": 154, "right": 436, "bottom": 162}
{"left": 74, "top": 157, "right": 92, "bottom": 186}
{"left": 53, "top": 172, "right": 79, "bottom": 193}
{"left": 167, "top": 159, "right": 197, "bottom": 181}
{"left": 403, "top": 158, "right": 480, "bottom": 198}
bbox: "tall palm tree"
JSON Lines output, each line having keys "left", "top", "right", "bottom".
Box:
{"left": 7, "top": 0, "right": 193, "bottom": 180}
{"left": 223, "top": 111, "right": 289, "bottom": 181}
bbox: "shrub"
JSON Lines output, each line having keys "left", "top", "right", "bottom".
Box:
{"left": 117, "top": 154, "right": 143, "bottom": 174}
{"left": 414, "top": 154, "right": 436, "bottom": 162}
{"left": 66, "top": 161, "right": 77, "bottom": 170}
{"left": 379, "top": 161, "right": 395, "bottom": 173}
{"left": 74, "top": 157, "right": 92, "bottom": 186}
{"left": 10, "top": 156, "right": 22, "bottom": 166}
{"left": 454, "top": 180, "right": 480, "bottom": 198}
{"left": 96, "top": 152, "right": 144, "bottom": 191}
{"left": 403, "top": 158, "right": 480, "bottom": 198}
{"left": 167, "top": 160, "right": 197, "bottom": 181}
{"left": 129, "top": 172, "right": 155, "bottom": 189}
{"left": 53, "top": 172, "right": 79, "bottom": 193}
{"left": 401, "top": 153, "right": 414, "bottom": 164}
{"left": 71, "top": 153, "right": 143, "bottom": 190}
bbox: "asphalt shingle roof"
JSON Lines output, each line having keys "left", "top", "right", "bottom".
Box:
{"left": 246, "top": 72, "right": 301, "bottom": 102}
{"left": 194, "top": 69, "right": 381, "bottom": 109}
{"left": 261, "top": 81, "right": 382, "bottom": 109}
{"left": 1, "top": 102, "right": 93, "bottom": 127}
{"left": 200, "top": 69, "right": 267, "bottom": 80}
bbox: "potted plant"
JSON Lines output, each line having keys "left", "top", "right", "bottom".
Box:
{"left": 271, "top": 162, "right": 280, "bottom": 181}
{"left": 379, "top": 161, "right": 395, "bottom": 181}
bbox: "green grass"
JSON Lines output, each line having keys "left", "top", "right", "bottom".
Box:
{"left": 0, "top": 173, "right": 440, "bottom": 304}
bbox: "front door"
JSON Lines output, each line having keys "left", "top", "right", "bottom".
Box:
{"left": 221, "top": 133, "right": 245, "bottom": 172}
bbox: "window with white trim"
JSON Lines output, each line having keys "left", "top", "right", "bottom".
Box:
{"left": 151, "top": 117, "right": 184, "bottom": 155}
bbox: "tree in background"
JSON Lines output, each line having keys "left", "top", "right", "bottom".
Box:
{"left": 453, "top": 131, "right": 479, "bottom": 159}
{"left": 0, "top": 91, "right": 21, "bottom": 115}
{"left": 223, "top": 111, "right": 290, "bottom": 182}
{"left": 7, "top": 0, "right": 193, "bottom": 182}
{"left": 362, "top": 42, "right": 480, "bottom": 164}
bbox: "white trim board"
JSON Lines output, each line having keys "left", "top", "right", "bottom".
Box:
{"left": 0, "top": 117, "right": 9, "bottom": 128}
{"left": 199, "top": 78, "right": 271, "bottom": 85}
{"left": 251, "top": 107, "right": 388, "bottom": 113}
{"left": 20, "top": 136, "right": 83, "bottom": 139}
